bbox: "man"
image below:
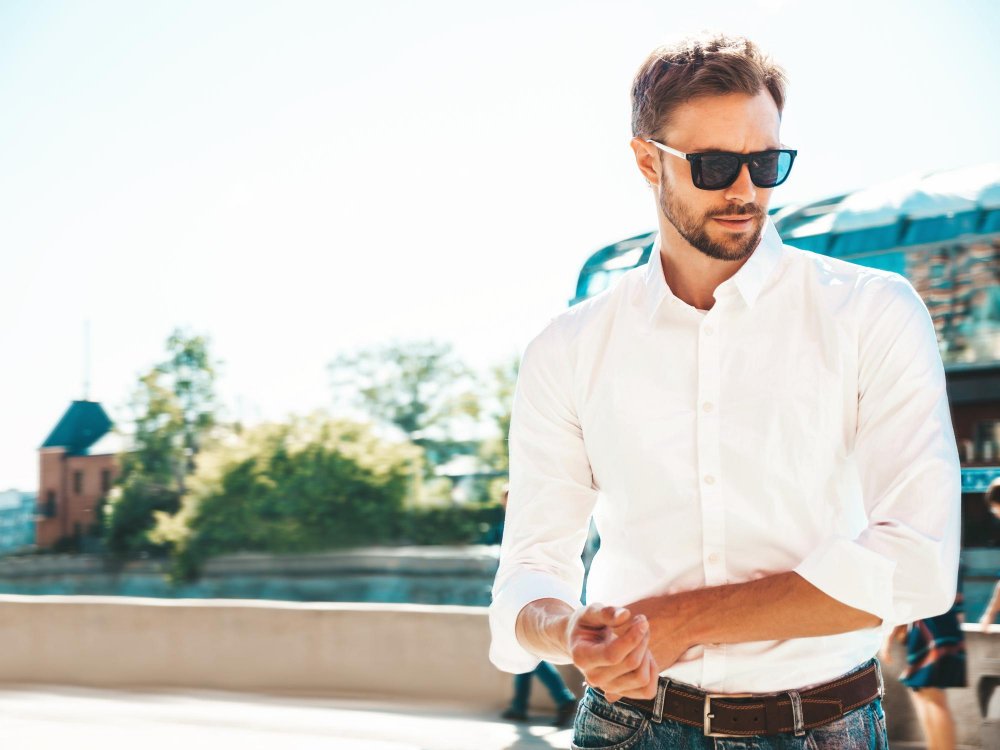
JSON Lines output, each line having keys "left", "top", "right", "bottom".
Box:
{"left": 488, "top": 33, "right": 960, "bottom": 747}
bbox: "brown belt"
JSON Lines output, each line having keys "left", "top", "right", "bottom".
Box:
{"left": 590, "top": 659, "right": 884, "bottom": 737}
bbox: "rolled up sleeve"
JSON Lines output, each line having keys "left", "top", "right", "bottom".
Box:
{"left": 488, "top": 320, "right": 600, "bottom": 674}
{"left": 794, "top": 273, "right": 961, "bottom": 627}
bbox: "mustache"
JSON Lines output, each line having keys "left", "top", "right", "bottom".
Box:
{"left": 709, "top": 205, "right": 764, "bottom": 219}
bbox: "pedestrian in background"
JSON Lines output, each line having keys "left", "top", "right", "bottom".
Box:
{"left": 980, "top": 478, "right": 1000, "bottom": 631}
{"left": 483, "top": 486, "right": 578, "bottom": 726}
{"left": 881, "top": 566, "right": 967, "bottom": 750}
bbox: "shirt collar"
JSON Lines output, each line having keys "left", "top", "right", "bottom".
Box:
{"left": 641, "top": 217, "right": 785, "bottom": 322}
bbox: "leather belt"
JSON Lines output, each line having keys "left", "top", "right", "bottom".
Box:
{"left": 591, "top": 659, "right": 884, "bottom": 737}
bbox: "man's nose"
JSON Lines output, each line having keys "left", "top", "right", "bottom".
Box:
{"left": 723, "top": 163, "right": 757, "bottom": 203}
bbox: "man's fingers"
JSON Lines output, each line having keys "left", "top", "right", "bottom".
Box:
{"left": 585, "top": 629, "right": 650, "bottom": 689}
{"left": 583, "top": 605, "right": 631, "bottom": 630}
{"left": 579, "top": 604, "right": 630, "bottom": 625}
{"left": 604, "top": 651, "right": 654, "bottom": 696}
{"left": 600, "top": 616, "right": 648, "bottom": 664}
{"left": 631, "top": 654, "right": 660, "bottom": 700}
{"left": 575, "top": 616, "right": 648, "bottom": 669}
{"left": 619, "top": 632, "right": 649, "bottom": 673}
{"left": 639, "top": 653, "right": 660, "bottom": 698}
{"left": 602, "top": 657, "right": 655, "bottom": 703}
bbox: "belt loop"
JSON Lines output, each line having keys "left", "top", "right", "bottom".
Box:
{"left": 651, "top": 677, "right": 668, "bottom": 724}
{"left": 788, "top": 690, "right": 806, "bottom": 737}
{"left": 874, "top": 659, "right": 885, "bottom": 700}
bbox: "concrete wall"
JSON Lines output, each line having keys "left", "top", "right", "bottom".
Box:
{"left": 0, "top": 595, "right": 543, "bottom": 706}
{"left": 0, "top": 548, "right": 499, "bottom": 605}
{"left": 0, "top": 594, "right": 998, "bottom": 746}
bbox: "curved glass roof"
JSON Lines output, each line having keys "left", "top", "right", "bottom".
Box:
{"left": 773, "top": 162, "right": 1000, "bottom": 237}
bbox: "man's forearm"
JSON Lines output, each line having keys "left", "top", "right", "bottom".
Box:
{"left": 628, "top": 572, "right": 882, "bottom": 664}
{"left": 514, "top": 598, "right": 576, "bottom": 664}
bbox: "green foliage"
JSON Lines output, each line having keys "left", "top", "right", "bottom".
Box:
{"left": 103, "top": 333, "right": 521, "bottom": 578}
{"left": 151, "top": 412, "right": 423, "bottom": 580}
{"left": 163, "top": 328, "right": 219, "bottom": 480}
{"left": 394, "top": 502, "right": 504, "bottom": 546}
{"left": 328, "top": 339, "right": 481, "bottom": 445}
{"left": 103, "top": 328, "right": 219, "bottom": 556}
{"left": 477, "top": 352, "right": 519, "bottom": 475}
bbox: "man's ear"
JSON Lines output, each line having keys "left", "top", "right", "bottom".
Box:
{"left": 629, "top": 137, "right": 660, "bottom": 187}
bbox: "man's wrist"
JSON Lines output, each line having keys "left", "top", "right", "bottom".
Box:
{"left": 515, "top": 598, "right": 576, "bottom": 663}
{"left": 628, "top": 592, "right": 700, "bottom": 656}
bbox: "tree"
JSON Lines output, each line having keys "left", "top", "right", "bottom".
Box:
{"left": 103, "top": 328, "right": 220, "bottom": 555}
{"left": 327, "top": 339, "right": 481, "bottom": 464}
{"left": 150, "top": 412, "right": 423, "bottom": 580}
{"left": 477, "top": 352, "right": 519, "bottom": 478}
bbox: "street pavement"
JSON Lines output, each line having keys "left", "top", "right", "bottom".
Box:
{"left": 0, "top": 684, "right": 574, "bottom": 750}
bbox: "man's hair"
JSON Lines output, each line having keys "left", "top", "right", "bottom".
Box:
{"left": 631, "top": 32, "right": 788, "bottom": 138}
{"left": 986, "top": 477, "right": 1000, "bottom": 508}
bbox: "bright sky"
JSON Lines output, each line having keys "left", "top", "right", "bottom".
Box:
{"left": 2, "top": 0, "right": 998, "bottom": 492}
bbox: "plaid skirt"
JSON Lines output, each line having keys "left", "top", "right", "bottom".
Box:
{"left": 899, "top": 598, "right": 967, "bottom": 690}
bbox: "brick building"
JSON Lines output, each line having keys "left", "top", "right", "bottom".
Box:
{"left": 37, "top": 400, "right": 124, "bottom": 549}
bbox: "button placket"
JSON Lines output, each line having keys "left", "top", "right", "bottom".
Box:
{"left": 699, "top": 311, "right": 727, "bottom": 690}
{"left": 697, "top": 315, "right": 725, "bottom": 579}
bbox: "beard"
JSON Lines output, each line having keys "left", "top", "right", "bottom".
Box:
{"left": 658, "top": 174, "right": 765, "bottom": 262}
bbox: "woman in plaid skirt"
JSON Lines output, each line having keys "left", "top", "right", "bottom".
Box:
{"left": 882, "top": 568, "right": 967, "bottom": 750}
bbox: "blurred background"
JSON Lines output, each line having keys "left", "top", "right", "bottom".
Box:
{"left": 0, "top": 0, "right": 998, "bottom": 747}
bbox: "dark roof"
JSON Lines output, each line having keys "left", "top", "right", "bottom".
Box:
{"left": 39, "top": 400, "right": 114, "bottom": 456}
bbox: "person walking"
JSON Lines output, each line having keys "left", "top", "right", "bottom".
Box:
{"left": 882, "top": 569, "right": 966, "bottom": 750}
{"left": 489, "top": 32, "right": 960, "bottom": 748}
{"left": 483, "top": 487, "right": 578, "bottom": 726}
{"left": 981, "top": 478, "right": 1000, "bottom": 631}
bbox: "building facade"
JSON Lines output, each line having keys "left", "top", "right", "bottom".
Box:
{"left": 37, "top": 400, "right": 123, "bottom": 550}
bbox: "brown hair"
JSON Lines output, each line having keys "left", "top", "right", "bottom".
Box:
{"left": 987, "top": 477, "right": 1000, "bottom": 507}
{"left": 631, "top": 32, "right": 788, "bottom": 138}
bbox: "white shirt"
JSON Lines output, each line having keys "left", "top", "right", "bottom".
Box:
{"left": 488, "top": 219, "right": 961, "bottom": 693}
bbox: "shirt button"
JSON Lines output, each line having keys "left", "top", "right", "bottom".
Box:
{"left": 704, "top": 326, "right": 714, "bottom": 335}
{"left": 703, "top": 474, "right": 715, "bottom": 485}
{"left": 702, "top": 402, "right": 714, "bottom": 412}
{"left": 708, "top": 553, "right": 721, "bottom": 564}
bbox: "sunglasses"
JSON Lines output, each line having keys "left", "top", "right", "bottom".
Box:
{"left": 646, "top": 140, "right": 797, "bottom": 190}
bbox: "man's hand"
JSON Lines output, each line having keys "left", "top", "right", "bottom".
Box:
{"left": 565, "top": 603, "right": 659, "bottom": 703}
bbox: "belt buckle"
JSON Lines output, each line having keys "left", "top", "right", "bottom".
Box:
{"left": 703, "top": 693, "right": 754, "bottom": 737}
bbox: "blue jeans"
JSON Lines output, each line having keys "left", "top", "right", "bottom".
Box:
{"left": 510, "top": 661, "right": 577, "bottom": 712}
{"left": 571, "top": 669, "right": 889, "bottom": 749}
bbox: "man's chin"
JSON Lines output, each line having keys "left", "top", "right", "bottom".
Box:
{"left": 705, "top": 222, "right": 761, "bottom": 256}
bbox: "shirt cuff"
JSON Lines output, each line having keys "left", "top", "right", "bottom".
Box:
{"left": 793, "top": 536, "right": 897, "bottom": 626}
{"left": 488, "top": 570, "right": 583, "bottom": 674}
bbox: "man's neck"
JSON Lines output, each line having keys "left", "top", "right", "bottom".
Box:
{"left": 656, "top": 220, "right": 753, "bottom": 311}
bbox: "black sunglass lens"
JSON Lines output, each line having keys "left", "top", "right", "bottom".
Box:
{"left": 750, "top": 152, "right": 780, "bottom": 185}
{"left": 695, "top": 154, "right": 741, "bottom": 189}
{"left": 750, "top": 151, "right": 793, "bottom": 187}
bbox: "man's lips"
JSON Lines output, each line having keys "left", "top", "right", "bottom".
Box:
{"left": 712, "top": 215, "right": 757, "bottom": 230}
